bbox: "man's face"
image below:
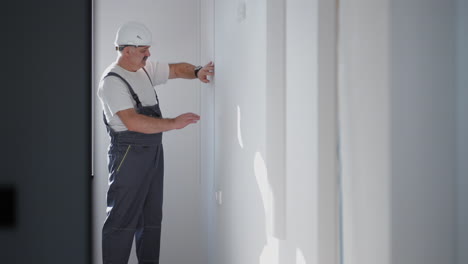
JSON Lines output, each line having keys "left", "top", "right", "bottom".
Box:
{"left": 128, "top": 46, "right": 151, "bottom": 69}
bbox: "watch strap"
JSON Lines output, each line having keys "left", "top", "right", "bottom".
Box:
{"left": 194, "top": 66, "right": 202, "bottom": 78}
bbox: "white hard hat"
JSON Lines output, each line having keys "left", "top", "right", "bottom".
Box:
{"left": 114, "top": 21, "right": 152, "bottom": 47}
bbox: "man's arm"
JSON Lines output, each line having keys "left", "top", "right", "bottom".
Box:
{"left": 117, "top": 108, "right": 200, "bottom": 134}
{"left": 169, "top": 61, "right": 214, "bottom": 83}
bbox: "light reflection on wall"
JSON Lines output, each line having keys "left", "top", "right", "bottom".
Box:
{"left": 296, "top": 248, "right": 307, "bottom": 264}
{"left": 237, "top": 105, "right": 244, "bottom": 149}
{"left": 254, "top": 151, "right": 281, "bottom": 264}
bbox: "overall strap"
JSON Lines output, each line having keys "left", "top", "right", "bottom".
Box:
{"left": 142, "top": 67, "right": 154, "bottom": 86}
{"left": 142, "top": 67, "right": 160, "bottom": 104}
{"left": 105, "top": 72, "right": 142, "bottom": 108}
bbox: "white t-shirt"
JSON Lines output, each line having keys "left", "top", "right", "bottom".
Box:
{"left": 98, "top": 61, "right": 170, "bottom": 132}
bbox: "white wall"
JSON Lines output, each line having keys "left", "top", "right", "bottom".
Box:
{"left": 286, "top": 1, "right": 339, "bottom": 264}
{"left": 391, "top": 1, "right": 457, "bottom": 263}
{"left": 456, "top": 0, "right": 468, "bottom": 263}
{"left": 212, "top": 1, "right": 338, "bottom": 264}
{"left": 199, "top": 1, "right": 216, "bottom": 264}
{"left": 93, "top": 1, "right": 206, "bottom": 264}
{"left": 339, "top": 1, "right": 459, "bottom": 264}
{"left": 213, "top": 1, "right": 268, "bottom": 263}
{"left": 338, "top": 1, "right": 392, "bottom": 264}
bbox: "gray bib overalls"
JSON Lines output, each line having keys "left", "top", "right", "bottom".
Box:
{"left": 102, "top": 70, "right": 164, "bottom": 264}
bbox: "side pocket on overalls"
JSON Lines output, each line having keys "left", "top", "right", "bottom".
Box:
{"left": 117, "top": 145, "right": 132, "bottom": 172}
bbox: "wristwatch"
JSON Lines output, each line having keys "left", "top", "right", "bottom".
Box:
{"left": 194, "top": 66, "right": 203, "bottom": 78}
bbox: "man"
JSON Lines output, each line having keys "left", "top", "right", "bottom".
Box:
{"left": 97, "top": 21, "right": 214, "bottom": 264}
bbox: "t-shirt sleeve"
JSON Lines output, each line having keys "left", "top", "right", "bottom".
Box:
{"left": 99, "top": 76, "right": 135, "bottom": 116}
{"left": 146, "top": 61, "right": 170, "bottom": 86}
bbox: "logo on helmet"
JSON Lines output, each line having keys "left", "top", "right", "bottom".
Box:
{"left": 137, "top": 35, "right": 143, "bottom": 40}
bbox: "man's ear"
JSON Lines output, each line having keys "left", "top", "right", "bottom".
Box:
{"left": 122, "top": 46, "right": 133, "bottom": 57}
